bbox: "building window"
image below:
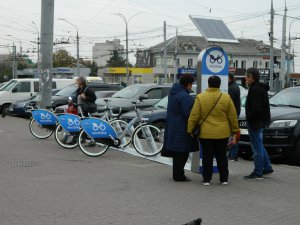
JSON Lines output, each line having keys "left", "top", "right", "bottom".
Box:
{"left": 265, "top": 61, "right": 270, "bottom": 69}
{"left": 234, "top": 60, "right": 239, "bottom": 68}
{"left": 176, "top": 58, "right": 180, "bottom": 67}
{"left": 188, "top": 58, "right": 193, "bottom": 68}
{"left": 241, "top": 60, "right": 246, "bottom": 69}
{"left": 253, "top": 61, "right": 258, "bottom": 68}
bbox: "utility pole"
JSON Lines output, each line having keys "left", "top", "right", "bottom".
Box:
{"left": 163, "top": 21, "right": 167, "bottom": 83}
{"left": 269, "top": 0, "right": 274, "bottom": 91}
{"left": 39, "top": 0, "right": 55, "bottom": 109}
{"left": 279, "top": 1, "right": 287, "bottom": 90}
{"left": 12, "top": 43, "right": 17, "bottom": 79}
{"left": 174, "top": 28, "right": 178, "bottom": 83}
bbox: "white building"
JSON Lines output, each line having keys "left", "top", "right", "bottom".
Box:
{"left": 137, "top": 36, "right": 290, "bottom": 85}
{"left": 92, "top": 39, "right": 124, "bottom": 68}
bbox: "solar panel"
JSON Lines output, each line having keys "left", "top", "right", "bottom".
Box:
{"left": 190, "top": 16, "right": 239, "bottom": 43}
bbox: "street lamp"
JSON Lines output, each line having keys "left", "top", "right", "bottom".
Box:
{"left": 287, "top": 17, "right": 300, "bottom": 86}
{"left": 58, "top": 18, "right": 80, "bottom": 77}
{"left": 114, "top": 13, "right": 140, "bottom": 85}
{"left": 32, "top": 21, "right": 40, "bottom": 72}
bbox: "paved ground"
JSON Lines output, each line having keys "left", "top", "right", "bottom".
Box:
{"left": 0, "top": 116, "right": 300, "bottom": 225}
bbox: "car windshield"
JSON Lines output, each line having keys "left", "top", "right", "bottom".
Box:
{"left": 269, "top": 88, "right": 300, "bottom": 107}
{"left": 54, "top": 85, "right": 77, "bottom": 97}
{"left": 154, "top": 96, "right": 168, "bottom": 109}
{"left": 111, "top": 85, "right": 144, "bottom": 99}
{"left": 0, "top": 80, "right": 17, "bottom": 91}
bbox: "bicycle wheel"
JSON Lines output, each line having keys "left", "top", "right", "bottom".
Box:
{"left": 109, "top": 119, "right": 130, "bottom": 147}
{"left": 78, "top": 130, "right": 109, "bottom": 157}
{"left": 132, "top": 124, "right": 164, "bottom": 157}
{"left": 29, "top": 118, "right": 54, "bottom": 139}
{"left": 54, "top": 124, "right": 79, "bottom": 149}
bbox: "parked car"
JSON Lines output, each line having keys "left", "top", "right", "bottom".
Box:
{"left": 120, "top": 95, "right": 169, "bottom": 130}
{"left": 8, "top": 89, "right": 60, "bottom": 117}
{"left": 54, "top": 90, "right": 118, "bottom": 114}
{"left": 0, "top": 78, "right": 75, "bottom": 114}
{"left": 96, "top": 83, "right": 172, "bottom": 114}
{"left": 238, "top": 86, "right": 300, "bottom": 165}
{"left": 27, "top": 83, "right": 123, "bottom": 111}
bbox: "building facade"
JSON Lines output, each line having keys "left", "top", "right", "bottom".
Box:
{"left": 92, "top": 39, "right": 124, "bottom": 68}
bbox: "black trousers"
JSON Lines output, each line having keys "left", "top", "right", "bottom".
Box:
{"left": 173, "top": 152, "right": 189, "bottom": 181}
{"left": 200, "top": 138, "right": 228, "bottom": 183}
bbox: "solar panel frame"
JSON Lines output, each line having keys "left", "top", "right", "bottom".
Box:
{"left": 190, "top": 16, "right": 239, "bottom": 44}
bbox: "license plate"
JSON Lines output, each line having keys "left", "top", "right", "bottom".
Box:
{"left": 240, "top": 129, "right": 249, "bottom": 135}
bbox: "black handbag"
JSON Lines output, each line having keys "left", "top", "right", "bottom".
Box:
{"left": 192, "top": 93, "right": 222, "bottom": 137}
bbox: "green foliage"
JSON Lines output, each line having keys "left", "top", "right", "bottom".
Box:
{"left": 106, "top": 50, "right": 126, "bottom": 67}
{"left": 53, "top": 49, "right": 75, "bottom": 67}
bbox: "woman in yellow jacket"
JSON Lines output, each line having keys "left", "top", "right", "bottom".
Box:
{"left": 188, "top": 76, "right": 239, "bottom": 186}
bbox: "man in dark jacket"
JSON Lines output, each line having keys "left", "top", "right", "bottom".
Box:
{"left": 244, "top": 68, "right": 274, "bottom": 180}
{"left": 162, "top": 74, "right": 199, "bottom": 182}
{"left": 228, "top": 74, "right": 241, "bottom": 161}
{"left": 75, "top": 76, "right": 97, "bottom": 117}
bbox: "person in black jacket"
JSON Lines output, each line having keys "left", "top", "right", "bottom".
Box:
{"left": 228, "top": 74, "right": 241, "bottom": 161}
{"left": 162, "top": 74, "right": 199, "bottom": 182}
{"left": 75, "top": 76, "right": 97, "bottom": 117}
{"left": 244, "top": 68, "right": 274, "bottom": 180}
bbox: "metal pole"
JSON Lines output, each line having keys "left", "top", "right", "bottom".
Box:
{"left": 279, "top": 2, "right": 287, "bottom": 89}
{"left": 40, "top": 0, "right": 54, "bottom": 109}
{"left": 125, "top": 20, "right": 129, "bottom": 85}
{"left": 58, "top": 18, "right": 79, "bottom": 76}
{"left": 12, "top": 42, "right": 16, "bottom": 79}
{"left": 174, "top": 28, "right": 178, "bottom": 83}
{"left": 76, "top": 30, "right": 80, "bottom": 76}
{"left": 269, "top": 0, "right": 274, "bottom": 91}
{"left": 163, "top": 21, "right": 167, "bottom": 83}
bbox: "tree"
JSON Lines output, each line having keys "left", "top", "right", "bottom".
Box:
{"left": 53, "top": 49, "right": 75, "bottom": 67}
{"left": 106, "top": 50, "right": 126, "bottom": 67}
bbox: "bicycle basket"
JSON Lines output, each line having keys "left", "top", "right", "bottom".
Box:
{"left": 81, "top": 117, "right": 117, "bottom": 139}
{"left": 31, "top": 109, "right": 57, "bottom": 125}
{"left": 57, "top": 114, "right": 81, "bottom": 132}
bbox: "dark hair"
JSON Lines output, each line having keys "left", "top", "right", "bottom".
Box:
{"left": 246, "top": 67, "right": 260, "bottom": 82}
{"left": 179, "top": 74, "right": 195, "bottom": 87}
{"left": 228, "top": 73, "right": 235, "bottom": 81}
{"left": 208, "top": 75, "right": 221, "bottom": 88}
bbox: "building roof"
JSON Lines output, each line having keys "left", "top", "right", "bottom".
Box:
{"left": 149, "top": 36, "right": 281, "bottom": 57}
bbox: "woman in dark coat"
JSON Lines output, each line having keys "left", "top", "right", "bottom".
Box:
{"left": 162, "top": 74, "right": 199, "bottom": 182}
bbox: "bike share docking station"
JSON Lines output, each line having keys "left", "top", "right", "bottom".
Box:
{"left": 189, "top": 16, "right": 238, "bottom": 174}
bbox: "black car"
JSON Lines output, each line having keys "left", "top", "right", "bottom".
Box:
{"left": 27, "top": 83, "right": 123, "bottom": 111}
{"left": 238, "top": 86, "right": 300, "bottom": 165}
{"left": 96, "top": 83, "right": 172, "bottom": 114}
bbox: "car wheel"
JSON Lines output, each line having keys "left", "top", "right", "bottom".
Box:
{"left": 1, "top": 104, "right": 10, "bottom": 115}
{"left": 289, "top": 139, "right": 300, "bottom": 166}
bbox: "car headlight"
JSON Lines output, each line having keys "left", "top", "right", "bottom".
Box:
{"left": 269, "top": 120, "right": 298, "bottom": 128}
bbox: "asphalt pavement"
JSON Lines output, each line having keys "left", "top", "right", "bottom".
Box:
{"left": 0, "top": 116, "right": 300, "bottom": 225}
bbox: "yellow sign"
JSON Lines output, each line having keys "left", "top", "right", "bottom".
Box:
{"left": 108, "top": 67, "right": 153, "bottom": 75}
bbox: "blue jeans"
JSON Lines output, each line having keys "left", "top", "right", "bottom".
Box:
{"left": 228, "top": 143, "right": 238, "bottom": 159}
{"left": 248, "top": 127, "right": 272, "bottom": 176}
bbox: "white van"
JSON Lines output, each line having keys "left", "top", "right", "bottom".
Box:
{"left": 0, "top": 78, "right": 75, "bottom": 114}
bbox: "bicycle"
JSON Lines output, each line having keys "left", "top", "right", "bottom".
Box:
{"left": 28, "top": 106, "right": 58, "bottom": 139}
{"left": 54, "top": 99, "right": 122, "bottom": 149}
{"left": 78, "top": 100, "right": 164, "bottom": 157}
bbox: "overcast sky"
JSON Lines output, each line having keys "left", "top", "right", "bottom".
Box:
{"left": 1, "top": 0, "right": 300, "bottom": 71}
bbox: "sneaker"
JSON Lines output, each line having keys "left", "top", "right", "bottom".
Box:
{"left": 263, "top": 169, "right": 275, "bottom": 175}
{"left": 220, "top": 182, "right": 228, "bottom": 185}
{"left": 201, "top": 180, "right": 210, "bottom": 186}
{"left": 244, "top": 173, "right": 263, "bottom": 180}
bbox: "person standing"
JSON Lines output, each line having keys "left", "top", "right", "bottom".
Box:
{"left": 228, "top": 73, "right": 241, "bottom": 161}
{"left": 244, "top": 68, "right": 274, "bottom": 180}
{"left": 188, "top": 76, "right": 239, "bottom": 186}
{"left": 162, "top": 74, "right": 199, "bottom": 182}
